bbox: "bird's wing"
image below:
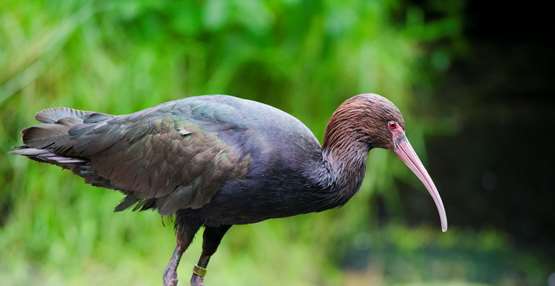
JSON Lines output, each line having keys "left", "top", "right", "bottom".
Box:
{"left": 78, "top": 109, "right": 250, "bottom": 214}
{"left": 18, "top": 101, "right": 251, "bottom": 215}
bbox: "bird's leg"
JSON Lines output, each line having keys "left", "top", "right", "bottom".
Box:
{"left": 190, "top": 225, "right": 231, "bottom": 286}
{"left": 164, "top": 220, "right": 201, "bottom": 286}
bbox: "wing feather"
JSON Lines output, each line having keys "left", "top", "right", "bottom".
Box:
{"left": 84, "top": 111, "right": 249, "bottom": 213}
{"left": 17, "top": 101, "right": 251, "bottom": 214}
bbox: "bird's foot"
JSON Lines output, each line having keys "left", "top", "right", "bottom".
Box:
{"left": 190, "top": 275, "right": 204, "bottom": 286}
{"left": 163, "top": 268, "right": 178, "bottom": 286}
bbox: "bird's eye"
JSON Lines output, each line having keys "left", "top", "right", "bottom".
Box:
{"left": 387, "top": 121, "right": 398, "bottom": 130}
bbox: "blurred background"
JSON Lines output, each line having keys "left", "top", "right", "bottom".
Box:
{"left": 1, "top": 0, "right": 553, "bottom": 285}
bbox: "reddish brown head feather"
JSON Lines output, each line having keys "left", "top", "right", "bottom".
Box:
{"left": 323, "top": 93, "right": 404, "bottom": 152}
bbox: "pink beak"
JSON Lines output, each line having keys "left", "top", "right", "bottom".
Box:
{"left": 393, "top": 131, "right": 448, "bottom": 232}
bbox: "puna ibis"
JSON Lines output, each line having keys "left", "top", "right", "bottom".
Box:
{"left": 12, "top": 94, "right": 447, "bottom": 286}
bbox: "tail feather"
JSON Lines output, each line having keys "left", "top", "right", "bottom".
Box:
{"left": 22, "top": 123, "right": 70, "bottom": 147}
{"left": 35, "top": 107, "right": 91, "bottom": 123}
{"left": 19, "top": 107, "right": 112, "bottom": 149}
{"left": 10, "top": 147, "right": 85, "bottom": 165}
{"left": 22, "top": 107, "right": 90, "bottom": 148}
{"left": 13, "top": 106, "right": 113, "bottom": 158}
{"left": 11, "top": 106, "right": 118, "bottom": 191}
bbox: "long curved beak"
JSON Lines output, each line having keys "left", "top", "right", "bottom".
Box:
{"left": 393, "top": 132, "right": 448, "bottom": 232}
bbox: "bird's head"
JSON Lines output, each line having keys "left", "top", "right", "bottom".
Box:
{"left": 324, "top": 93, "right": 448, "bottom": 232}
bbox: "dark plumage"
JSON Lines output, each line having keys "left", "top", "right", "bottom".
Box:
{"left": 12, "top": 94, "right": 447, "bottom": 286}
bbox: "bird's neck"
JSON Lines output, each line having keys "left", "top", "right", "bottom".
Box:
{"left": 318, "top": 139, "right": 370, "bottom": 204}
{"left": 312, "top": 101, "right": 372, "bottom": 204}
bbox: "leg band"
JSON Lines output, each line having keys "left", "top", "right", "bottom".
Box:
{"left": 193, "top": 265, "right": 207, "bottom": 277}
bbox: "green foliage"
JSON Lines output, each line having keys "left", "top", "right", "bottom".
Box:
{"left": 2, "top": 1, "right": 545, "bottom": 286}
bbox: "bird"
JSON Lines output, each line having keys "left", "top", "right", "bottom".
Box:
{"left": 12, "top": 93, "right": 447, "bottom": 286}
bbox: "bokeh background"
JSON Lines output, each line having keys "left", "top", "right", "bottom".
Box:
{"left": 1, "top": 1, "right": 553, "bottom": 285}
